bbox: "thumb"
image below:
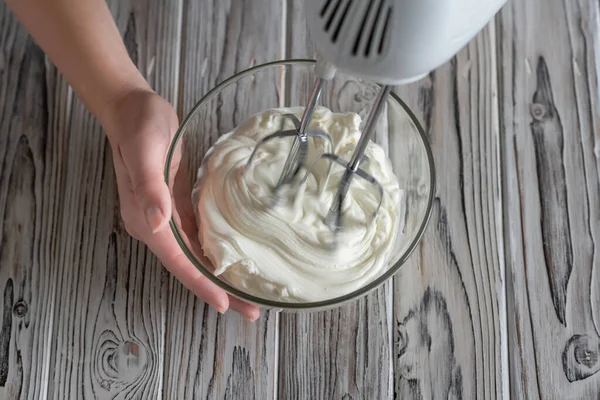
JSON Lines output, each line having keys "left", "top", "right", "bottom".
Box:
{"left": 120, "top": 133, "right": 173, "bottom": 234}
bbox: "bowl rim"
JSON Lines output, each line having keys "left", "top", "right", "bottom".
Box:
{"left": 165, "top": 58, "right": 436, "bottom": 310}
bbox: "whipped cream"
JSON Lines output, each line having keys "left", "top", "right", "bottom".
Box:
{"left": 192, "top": 107, "right": 403, "bottom": 302}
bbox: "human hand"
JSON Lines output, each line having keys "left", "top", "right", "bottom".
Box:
{"left": 101, "top": 87, "right": 260, "bottom": 321}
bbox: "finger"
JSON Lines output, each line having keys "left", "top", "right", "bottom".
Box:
{"left": 120, "top": 131, "right": 172, "bottom": 234}
{"left": 168, "top": 203, "right": 259, "bottom": 320}
{"left": 148, "top": 228, "right": 230, "bottom": 313}
{"left": 167, "top": 139, "right": 183, "bottom": 190}
{"left": 228, "top": 295, "right": 261, "bottom": 321}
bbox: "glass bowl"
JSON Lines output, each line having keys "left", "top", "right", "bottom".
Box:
{"left": 164, "top": 59, "right": 435, "bottom": 311}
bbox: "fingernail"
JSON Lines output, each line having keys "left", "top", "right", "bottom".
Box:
{"left": 217, "top": 305, "right": 227, "bottom": 314}
{"left": 245, "top": 313, "right": 259, "bottom": 322}
{"left": 145, "top": 206, "right": 164, "bottom": 233}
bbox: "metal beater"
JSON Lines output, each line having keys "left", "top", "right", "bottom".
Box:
{"left": 245, "top": 58, "right": 390, "bottom": 236}
{"left": 245, "top": 60, "right": 336, "bottom": 206}
{"left": 302, "top": 85, "right": 390, "bottom": 233}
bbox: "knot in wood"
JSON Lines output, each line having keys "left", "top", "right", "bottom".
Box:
{"left": 562, "top": 334, "right": 600, "bottom": 382}
{"left": 396, "top": 323, "right": 409, "bottom": 355}
{"left": 114, "top": 340, "right": 147, "bottom": 377}
{"left": 530, "top": 103, "right": 547, "bottom": 121}
{"left": 574, "top": 341, "right": 599, "bottom": 369}
{"left": 12, "top": 301, "right": 28, "bottom": 317}
{"left": 93, "top": 333, "right": 149, "bottom": 392}
{"left": 355, "top": 86, "right": 378, "bottom": 103}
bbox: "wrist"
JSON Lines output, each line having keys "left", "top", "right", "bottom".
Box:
{"left": 96, "top": 69, "right": 153, "bottom": 139}
{"left": 96, "top": 67, "right": 153, "bottom": 122}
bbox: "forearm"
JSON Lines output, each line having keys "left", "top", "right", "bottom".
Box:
{"left": 6, "top": 0, "right": 150, "bottom": 125}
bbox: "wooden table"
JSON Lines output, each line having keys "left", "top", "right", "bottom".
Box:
{"left": 0, "top": 0, "right": 599, "bottom": 398}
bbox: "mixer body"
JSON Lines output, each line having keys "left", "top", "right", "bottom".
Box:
{"left": 306, "top": 0, "right": 507, "bottom": 85}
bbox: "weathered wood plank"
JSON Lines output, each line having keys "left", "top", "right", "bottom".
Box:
{"left": 0, "top": 4, "right": 58, "bottom": 399}
{"left": 391, "top": 22, "right": 507, "bottom": 399}
{"left": 278, "top": 286, "right": 394, "bottom": 399}
{"left": 162, "top": 1, "right": 282, "bottom": 398}
{"left": 277, "top": 2, "right": 394, "bottom": 399}
{"left": 40, "top": 1, "right": 182, "bottom": 398}
{"left": 498, "top": 0, "right": 600, "bottom": 397}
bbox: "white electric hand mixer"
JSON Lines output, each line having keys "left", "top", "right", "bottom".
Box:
{"left": 247, "top": 0, "right": 506, "bottom": 233}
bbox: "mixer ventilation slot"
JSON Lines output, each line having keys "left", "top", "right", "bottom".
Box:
{"left": 351, "top": 0, "right": 392, "bottom": 58}
{"left": 378, "top": 7, "right": 392, "bottom": 54}
{"left": 320, "top": 0, "right": 334, "bottom": 17}
{"left": 320, "top": 0, "right": 391, "bottom": 58}
{"left": 320, "top": 0, "right": 354, "bottom": 43}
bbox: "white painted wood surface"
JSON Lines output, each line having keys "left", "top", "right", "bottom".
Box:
{"left": 0, "top": 0, "right": 597, "bottom": 398}
{"left": 499, "top": 0, "right": 600, "bottom": 398}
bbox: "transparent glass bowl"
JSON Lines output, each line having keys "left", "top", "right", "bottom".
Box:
{"left": 165, "top": 60, "right": 435, "bottom": 311}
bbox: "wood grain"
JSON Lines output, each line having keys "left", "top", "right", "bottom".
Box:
{"left": 499, "top": 0, "right": 600, "bottom": 397}
{"left": 277, "top": 2, "right": 394, "bottom": 399}
{"left": 0, "top": 4, "right": 57, "bottom": 398}
{"left": 162, "top": 1, "right": 283, "bottom": 399}
{"left": 392, "top": 22, "right": 507, "bottom": 399}
{"left": 529, "top": 57, "right": 574, "bottom": 326}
